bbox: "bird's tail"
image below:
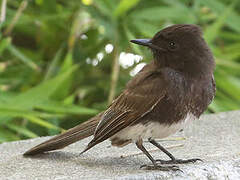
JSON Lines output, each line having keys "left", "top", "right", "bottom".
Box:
{"left": 23, "top": 112, "right": 103, "bottom": 156}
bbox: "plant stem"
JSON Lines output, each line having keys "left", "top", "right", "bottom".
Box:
{"left": 108, "top": 46, "right": 120, "bottom": 104}
{"left": 3, "top": 0, "right": 28, "bottom": 36}
{"left": 0, "top": 0, "right": 7, "bottom": 25}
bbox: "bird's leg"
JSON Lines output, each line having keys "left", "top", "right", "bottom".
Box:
{"left": 148, "top": 138, "right": 202, "bottom": 164}
{"left": 135, "top": 139, "right": 180, "bottom": 171}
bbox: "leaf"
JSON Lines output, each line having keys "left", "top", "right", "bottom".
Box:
{"left": 215, "top": 58, "right": 240, "bottom": 70}
{"left": 51, "top": 51, "right": 75, "bottom": 100}
{"left": 124, "top": 25, "right": 143, "bottom": 55}
{"left": 210, "top": 91, "right": 240, "bottom": 112}
{"left": 6, "top": 123, "right": 38, "bottom": 138}
{"left": 204, "top": 2, "right": 235, "bottom": 44}
{"left": 7, "top": 44, "right": 40, "bottom": 71}
{"left": 220, "top": 32, "right": 240, "bottom": 41}
{"left": 44, "top": 47, "right": 64, "bottom": 81}
{"left": 114, "top": 0, "right": 140, "bottom": 18}
{"left": 24, "top": 115, "right": 63, "bottom": 131}
{"left": 94, "top": 0, "right": 113, "bottom": 17}
{"left": 5, "top": 65, "right": 78, "bottom": 109}
{"left": 200, "top": 0, "right": 240, "bottom": 33}
{"left": 215, "top": 73, "right": 240, "bottom": 101}
{"left": 35, "top": 100, "right": 98, "bottom": 115}
{"left": 0, "top": 107, "right": 63, "bottom": 131}
{"left": 0, "top": 106, "right": 62, "bottom": 125}
{"left": 131, "top": 20, "right": 159, "bottom": 37}
{"left": 0, "top": 91, "right": 17, "bottom": 103}
{"left": 0, "top": 127, "right": 20, "bottom": 142}
{"left": 0, "top": 37, "right": 11, "bottom": 56}
{"left": 131, "top": 7, "right": 196, "bottom": 23}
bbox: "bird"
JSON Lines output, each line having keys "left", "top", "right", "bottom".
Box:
{"left": 24, "top": 24, "right": 216, "bottom": 171}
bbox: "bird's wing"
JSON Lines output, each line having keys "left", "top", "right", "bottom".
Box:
{"left": 81, "top": 65, "right": 167, "bottom": 153}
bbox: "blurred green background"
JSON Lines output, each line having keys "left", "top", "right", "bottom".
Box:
{"left": 0, "top": 0, "right": 240, "bottom": 143}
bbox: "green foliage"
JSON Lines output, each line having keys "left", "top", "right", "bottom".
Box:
{"left": 0, "top": 0, "right": 239, "bottom": 142}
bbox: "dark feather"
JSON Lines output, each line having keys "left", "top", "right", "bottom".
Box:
{"left": 81, "top": 62, "right": 167, "bottom": 153}
{"left": 23, "top": 112, "right": 103, "bottom": 155}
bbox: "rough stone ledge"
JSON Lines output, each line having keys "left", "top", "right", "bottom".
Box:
{"left": 0, "top": 111, "right": 240, "bottom": 180}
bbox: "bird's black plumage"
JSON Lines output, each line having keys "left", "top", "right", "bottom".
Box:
{"left": 24, "top": 24, "right": 215, "bottom": 171}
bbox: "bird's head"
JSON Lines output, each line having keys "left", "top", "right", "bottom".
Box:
{"left": 130, "top": 24, "right": 215, "bottom": 77}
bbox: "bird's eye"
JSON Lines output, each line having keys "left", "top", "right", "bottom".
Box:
{"left": 168, "top": 41, "right": 177, "bottom": 50}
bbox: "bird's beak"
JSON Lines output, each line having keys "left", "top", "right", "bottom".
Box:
{"left": 130, "top": 39, "right": 151, "bottom": 47}
{"left": 130, "top": 39, "right": 166, "bottom": 52}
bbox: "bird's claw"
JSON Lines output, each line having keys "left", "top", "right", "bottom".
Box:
{"left": 140, "top": 164, "right": 182, "bottom": 172}
{"left": 156, "top": 158, "right": 203, "bottom": 164}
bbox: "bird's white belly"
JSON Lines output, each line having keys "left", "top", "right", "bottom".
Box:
{"left": 111, "top": 113, "right": 196, "bottom": 142}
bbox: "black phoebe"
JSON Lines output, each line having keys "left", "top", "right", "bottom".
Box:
{"left": 24, "top": 24, "right": 216, "bottom": 171}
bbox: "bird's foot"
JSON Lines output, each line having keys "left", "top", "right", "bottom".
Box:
{"left": 140, "top": 163, "right": 181, "bottom": 171}
{"left": 156, "top": 158, "right": 202, "bottom": 164}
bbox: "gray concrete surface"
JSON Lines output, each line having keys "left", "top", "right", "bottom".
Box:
{"left": 0, "top": 111, "right": 240, "bottom": 180}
